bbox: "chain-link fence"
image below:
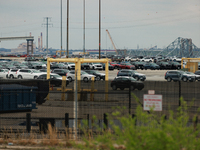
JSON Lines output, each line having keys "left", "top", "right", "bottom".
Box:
{"left": 0, "top": 80, "right": 200, "bottom": 138}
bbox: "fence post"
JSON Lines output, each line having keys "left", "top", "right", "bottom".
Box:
{"left": 179, "top": 81, "right": 181, "bottom": 106}
{"left": 194, "top": 116, "right": 198, "bottom": 131}
{"left": 87, "top": 114, "right": 89, "bottom": 129}
{"left": 164, "top": 115, "right": 167, "bottom": 121}
{"left": 129, "top": 82, "right": 131, "bottom": 115}
{"left": 65, "top": 113, "right": 69, "bottom": 127}
{"left": 132, "top": 114, "right": 137, "bottom": 126}
{"left": 26, "top": 113, "right": 31, "bottom": 133}
{"left": 104, "top": 113, "right": 108, "bottom": 130}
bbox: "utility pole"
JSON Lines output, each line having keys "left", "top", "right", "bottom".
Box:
{"left": 42, "top": 17, "right": 53, "bottom": 55}
{"left": 99, "top": 0, "right": 101, "bottom": 59}
{"left": 61, "top": 0, "right": 63, "bottom": 52}
{"left": 83, "top": 0, "right": 85, "bottom": 57}
{"left": 66, "top": 0, "right": 69, "bottom": 58}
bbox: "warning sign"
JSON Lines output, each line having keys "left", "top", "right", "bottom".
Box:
{"left": 143, "top": 94, "right": 162, "bottom": 111}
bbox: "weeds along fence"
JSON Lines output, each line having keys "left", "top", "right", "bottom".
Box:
{"left": 0, "top": 80, "right": 200, "bottom": 137}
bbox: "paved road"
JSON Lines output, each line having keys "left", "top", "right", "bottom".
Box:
{"left": 99, "top": 69, "right": 169, "bottom": 81}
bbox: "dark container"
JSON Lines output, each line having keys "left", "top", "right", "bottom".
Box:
{"left": 0, "top": 84, "right": 37, "bottom": 112}
{"left": 0, "top": 79, "right": 49, "bottom": 105}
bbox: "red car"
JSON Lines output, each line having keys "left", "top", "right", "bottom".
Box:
{"left": 109, "top": 62, "right": 120, "bottom": 69}
{"left": 118, "top": 62, "right": 136, "bottom": 70}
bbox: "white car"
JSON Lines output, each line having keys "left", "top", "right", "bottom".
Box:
{"left": 64, "top": 62, "right": 75, "bottom": 70}
{"left": 0, "top": 69, "right": 9, "bottom": 79}
{"left": 67, "top": 70, "right": 96, "bottom": 82}
{"left": 16, "top": 69, "right": 44, "bottom": 79}
{"left": 125, "top": 56, "right": 131, "bottom": 62}
{"left": 140, "top": 57, "right": 153, "bottom": 62}
{"left": 7, "top": 69, "right": 19, "bottom": 79}
{"left": 89, "top": 63, "right": 103, "bottom": 70}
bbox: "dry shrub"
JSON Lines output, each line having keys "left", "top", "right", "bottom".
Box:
{"left": 18, "top": 139, "right": 29, "bottom": 146}
{"left": 65, "top": 141, "right": 72, "bottom": 148}
{"left": 41, "top": 139, "right": 50, "bottom": 146}
{"left": 0, "top": 138, "right": 5, "bottom": 144}
{"left": 7, "top": 139, "right": 13, "bottom": 143}
{"left": 98, "top": 144, "right": 110, "bottom": 150}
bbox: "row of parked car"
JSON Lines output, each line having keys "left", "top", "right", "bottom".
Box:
{"left": 0, "top": 60, "right": 117, "bottom": 71}
{"left": 0, "top": 67, "right": 107, "bottom": 85}
{"left": 164, "top": 70, "right": 200, "bottom": 82}
{"left": 109, "top": 60, "right": 181, "bottom": 70}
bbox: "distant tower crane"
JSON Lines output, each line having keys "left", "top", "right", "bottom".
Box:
{"left": 106, "top": 29, "right": 118, "bottom": 55}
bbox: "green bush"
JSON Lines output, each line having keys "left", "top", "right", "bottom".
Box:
{"left": 75, "top": 95, "right": 200, "bottom": 150}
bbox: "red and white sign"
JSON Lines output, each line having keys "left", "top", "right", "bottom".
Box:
{"left": 143, "top": 94, "right": 162, "bottom": 111}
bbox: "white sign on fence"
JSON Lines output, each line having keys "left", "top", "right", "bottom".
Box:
{"left": 148, "top": 90, "right": 155, "bottom": 95}
{"left": 143, "top": 94, "right": 162, "bottom": 111}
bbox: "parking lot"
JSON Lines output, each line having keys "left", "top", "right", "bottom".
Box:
{"left": 1, "top": 59, "right": 200, "bottom": 131}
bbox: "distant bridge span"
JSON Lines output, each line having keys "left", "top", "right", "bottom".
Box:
{"left": 0, "top": 36, "right": 34, "bottom": 41}
{"left": 0, "top": 36, "right": 34, "bottom": 55}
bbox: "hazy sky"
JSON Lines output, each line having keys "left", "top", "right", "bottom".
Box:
{"left": 0, "top": 0, "right": 200, "bottom": 50}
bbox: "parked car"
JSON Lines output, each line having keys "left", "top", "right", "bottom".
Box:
{"left": 165, "top": 70, "right": 196, "bottom": 82}
{"left": 118, "top": 62, "right": 136, "bottom": 70}
{"left": 185, "top": 71, "right": 200, "bottom": 81}
{"left": 111, "top": 76, "right": 144, "bottom": 90}
{"left": 111, "top": 56, "right": 124, "bottom": 62}
{"left": 117, "top": 69, "right": 146, "bottom": 81}
{"left": 16, "top": 69, "right": 44, "bottom": 79}
{"left": 50, "top": 63, "right": 68, "bottom": 69}
{"left": 64, "top": 62, "right": 75, "bottom": 70}
{"left": 14, "top": 64, "right": 29, "bottom": 69}
{"left": 140, "top": 57, "right": 153, "bottom": 62}
{"left": 81, "top": 63, "right": 90, "bottom": 70}
{"left": 89, "top": 63, "right": 103, "bottom": 70}
{"left": 3, "top": 64, "right": 17, "bottom": 70}
{"left": 109, "top": 62, "right": 120, "bottom": 69}
{"left": 67, "top": 70, "right": 96, "bottom": 82}
{"left": 7, "top": 69, "right": 19, "bottom": 79}
{"left": 0, "top": 69, "right": 9, "bottom": 79}
{"left": 124, "top": 56, "right": 132, "bottom": 62}
{"left": 194, "top": 70, "right": 200, "bottom": 81}
{"left": 84, "top": 70, "right": 105, "bottom": 81}
{"left": 156, "top": 61, "right": 172, "bottom": 70}
{"left": 51, "top": 69, "right": 70, "bottom": 77}
{"left": 25, "top": 57, "right": 39, "bottom": 61}
{"left": 37, "top": 73, "right": 69, "bottom": 86}
{"left": 131, "top": 61, "right": 145, "bottom": 70}
{"left": 27, "top": 62, "right": 43, "bottom": 69}
{"left": 125, "top": 56, "right": 138, "bottom": 62}
{"left": 39, "top": 69, "right": 52, "bottom": 72}
{"left": 194, "top": 70, "right": 200, "bottom": 76}
{"left": 101, "top": 63, "right": 114, "bottom": 71}
{"left": 144, "top": 62, "right": 160, "bottom": 70}
{"left": 168, "top": 61, "right": 181, "bottom": 70}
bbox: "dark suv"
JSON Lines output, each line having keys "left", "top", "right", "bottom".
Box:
{"left": 51, "top": 69, "right": 69, "bottom": 77}
{"left": 165, "top": 70, "right": 196, "bottom": 82}
{"left": 84, "top": 70, "right": 105, "bottom": 81}
{"left": 156, "top": 61, "right": 172, "bottom": 70}
{"left": 111, "top": 76, "right": 144, "bottom": 90}
{"left": 117, "top": 69, "right": 146, "bottom": 81}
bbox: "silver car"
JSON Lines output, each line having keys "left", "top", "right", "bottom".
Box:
{"left": 66, "top": 70, "right": 96, "bottom": 82}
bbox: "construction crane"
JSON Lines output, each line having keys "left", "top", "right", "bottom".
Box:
{"left": 106, "top": 29, "right": 118, "bottom": 55}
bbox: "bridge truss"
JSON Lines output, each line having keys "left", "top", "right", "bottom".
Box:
{"left": 127, "top": 37, "right": 200, "bottom": 57}
{"left": 156, "top": 37, "right": 200, "bottom": 58}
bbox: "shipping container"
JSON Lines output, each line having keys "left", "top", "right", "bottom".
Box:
{"left": 0, "top": 84, "right": 37, "bottom": 112}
